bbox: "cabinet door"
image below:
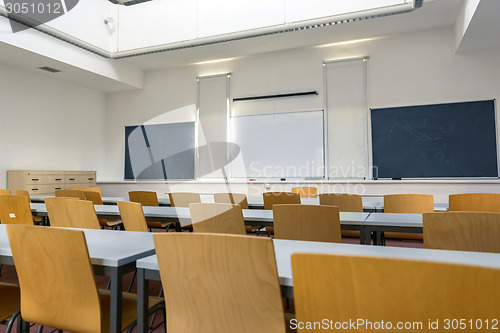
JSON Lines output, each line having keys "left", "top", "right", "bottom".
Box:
{"left": 26, "top": 174, "right": 65, "bottom": 185}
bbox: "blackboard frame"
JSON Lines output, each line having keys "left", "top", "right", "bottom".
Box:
{"left": 370, "top": 100, "right": 499, "bottom": 180}
{"left": 124, "top": 122, "right": 195, "bottom": 180}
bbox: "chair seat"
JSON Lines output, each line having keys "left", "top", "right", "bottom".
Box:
{"left": 0, "top": 283, "right": 20, "bottom": 322}
{"left": 384, "top": 231, "right": 423, "bottom": 240}
{"left": 98, "top": 289, "right": 164, "bottom": 333}
{"left": 341, "top": 230, "right": 360, "bottom": 238}
{"left": 99, "top": 219, "right": 122, "bottom": 228}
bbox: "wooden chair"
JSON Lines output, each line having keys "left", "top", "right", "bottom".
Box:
{"left": 383, "top": 194, "right": 434, "bottom": 240}
{"left": 0, "top": 189, "right": 11, "bottom": 196}
{"left": 292, "top": 253, "right": 500, "bottom": 331}
{"left": 168, "top": 192, "right": 201, "bottom": 207}
{"left": 45, "top": 197, "right": 79, "bottom": 228}
{"left": 65, "top": 200, "right": 101, "bottom": 229}
{"left": 68, "top": 186, "right": 102, "bottom": 194}
{"left": 0, "top": 195, "right": 34, "bottom": 225}
{"left": 214, "top": 193, "right": 259, "bottom": 233}
{"left": 15, "top": 189, "right": 43, "bottom": 224}
{"left": 190, "top": 203, "right": 246, "bottom": 235}
{"left": 273, "top": 204, "right": 341, "bottom": 243}
{"left": 263, "top": 192, "right": 301, "bottom": 235}
{"left": 153, "top": 233, "right": 287, "bottom": 333}
{"left": 424, "top": 212, "right": 500, "bottom": 253}
{"left": 291, "top": 187, "right": 317, "bottom": 198}
{"left": 319, "top": 193, "right": 363, "bottom": 238}
{"left": 0, "top": 283, "right": 21, "bottom": 333}
{"left": 55, "top": 189, "right": 86, "bottom": 200}
{"left": 117, "top": 201, "right": 149, "bottom": 232}
{"left": 169, "top": 192, "right": 202, "bottom": 230}
{"left": 6, "top": 225, "right": 164, "bottom": 333}
{"left": 14, "top": 189, "right": 29, "bottom": 197}
{"left": 449, "top": 193, "right": 500, "bottom": 212}
{"left": 213, "top": 193, "right": 248, "bottom": 208}
{"left": 84, "top": 191, "right": 121, "bottom": 229}
{"left": 129, "top": 191, "right": 165, "bottom": 229}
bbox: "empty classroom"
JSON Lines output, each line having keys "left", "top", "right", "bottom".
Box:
{"left": 1, "top": 0, "right": 500, "bottom": 332}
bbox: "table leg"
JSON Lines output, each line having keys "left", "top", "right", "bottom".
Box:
{"left": 359, "top": 226, "right": 366, "bottom": 245}
{"left": 363, "top": 227, "right": 372, "bottom": 245}
{"left": 137, "top": 269, "right": 149, "bottom": 333}
{"left": 110, "top": 268, "right": 123, "bottom": 333}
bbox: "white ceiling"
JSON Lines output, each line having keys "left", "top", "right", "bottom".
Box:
{"left": 120, "top": 0, "right": 465, "bottom": 71}
{"left": 456, "top": 0, "right": 500, "bottom": 53}
{"left": 0, "top": 0, "right": 481, "bottom": 92}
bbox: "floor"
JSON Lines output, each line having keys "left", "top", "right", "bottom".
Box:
{"left": 0, "top": 230, "right": 422, "bottom": 332}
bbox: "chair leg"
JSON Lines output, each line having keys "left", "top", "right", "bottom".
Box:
{"left": 5, "top": 310, "right": 20, "bottom": 333}
{"left": 148, "top": 286, "right": 164, "bottom": 329}
{"left": 36, "top": 325, "right": 44, "bottom": 333}
{"left": 127, "top": 270, "right": 137, "bottom": 292}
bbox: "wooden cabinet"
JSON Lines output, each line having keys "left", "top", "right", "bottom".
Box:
{"left": 7, "top": 170, "right": 96, "bottom": 195}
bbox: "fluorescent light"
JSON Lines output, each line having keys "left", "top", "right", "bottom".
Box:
{"left": 194, "top": 58, "right": 236, "bottom": 65}
{"left": 315, "top": 37, "right": 380, "bottom": 48}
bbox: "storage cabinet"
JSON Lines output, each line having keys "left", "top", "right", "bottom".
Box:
{"left": 7, "top": 170, "right": 96, "bottom": 195}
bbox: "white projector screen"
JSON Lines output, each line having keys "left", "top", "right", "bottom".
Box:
{"left": 230, "top": 110, "right": 325, "bottom": 178}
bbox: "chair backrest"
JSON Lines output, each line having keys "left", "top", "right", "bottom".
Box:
{"left": 190, "top": 203, "right": 246, "bottom": 235}
{"left": 213, "top": 193, "right": 249, "bottom": 209}
{"left": 424, "top": 212, "right": 500, "bottom": 253}
{"left": 449, "top": 193, "right": 500, "bottom": 212}
{"left": 44, "top": 197, "right": 80, "bottom": 228}
{"left": 64, "top": 200, "right": 101, "bottom": 229}
{"left": 0, "top": 195, "right": 33, "bottom": 225}
{"left": 6, "top": 225, "right": 102, "bottom": 332}
{"left": 0, "top": 189, "right": 11, "bottom": 196}
{"left": 384, "top": 194, "right": 434, "bottom": 213}
{"left": 129, "top": 191, "right": 159, "bottom": 207}
{"left": 14, "top": 190, "right": 30, "bottom": 200}
{"left": 273, "top": 204, "right": 341, "bottom": 242}
{"left": 291, "top": 187, "right": 318, "bottom": 198}
{"left": 262, "top": 192, "right": 301, "bottom": 210}
{"left": 117, "top": 201, "right": 149, "bottom": 232}
{"left": 153, "top": 233, "right": 286, "bottom": 333}
{"left": 168, "top": 192, "right": 201, "bottom": 207}
{"left": 292, "top": 253, "right": 500, "bottom": 330}
{"left": 84, "top": 191, "right": 104, "bottom": 205}
{"left": 68, "top": 187, "right": 101, "bottom": 194}
{"left": 55, "top": 190, "right": 86, "bottom": 200}
{"left": 319, "top": 193, "right": 363, "bottom": 212}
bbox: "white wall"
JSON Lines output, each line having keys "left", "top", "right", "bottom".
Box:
{"left": 103, "top": 27, "right": 500, "bottom": 198}
{"left": 0, "top": 63, "right": 106, "bottom": 188}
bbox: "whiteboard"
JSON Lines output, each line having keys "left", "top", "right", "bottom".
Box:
{"left": 230, "top": 110, "right": 324, "bottom": 178}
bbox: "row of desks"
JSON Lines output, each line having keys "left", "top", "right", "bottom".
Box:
{"left": 30, "top": 195, "right": 450, "bottom": 212}
{"left": 2, "top": 225, "right": 500, "bottom": 333}
{"left": 19, "top": 200, "right": 439, "bottom": 333}
{"left": 29, "top": 203, "right": 425, "bottom": 245}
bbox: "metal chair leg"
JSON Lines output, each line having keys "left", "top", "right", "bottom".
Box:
{"left": 127, "top": 270, "right": 137, "bottom": 292}
{"left": 36, "top": 325, "right": 44, "bottom": 333}
{"left": 5, "top": 310, "right": 20, "bottom": 333}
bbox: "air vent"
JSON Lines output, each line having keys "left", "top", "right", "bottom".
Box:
{"left": 38, "top": 66, "right": 61, "bottom": 73}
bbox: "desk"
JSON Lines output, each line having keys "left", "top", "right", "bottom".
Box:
{"left": 0, "top": 225, "right": 155, "bottom": 333}
{"left": 364, "top": 212, "right": 423, "bottom": 245}
{"left": 31, "top": 195, "right": 384, "bottom": 211}
{"left": 30, "top": 203, "right": 371, "bottom": 244}
{"left": 135, "top": 239, "right": 500, "bottom": 333}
